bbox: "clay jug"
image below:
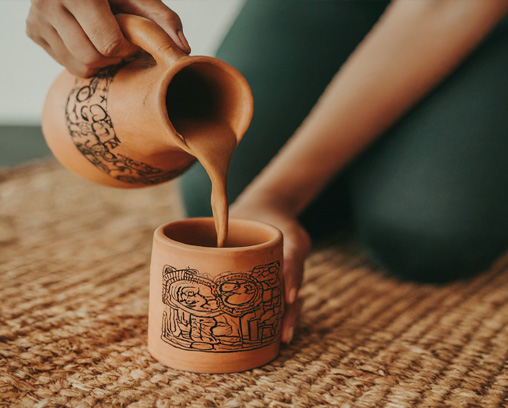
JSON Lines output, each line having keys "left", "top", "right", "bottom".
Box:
{"left": 41, "top": 14, "right": 253, "bottom": 188}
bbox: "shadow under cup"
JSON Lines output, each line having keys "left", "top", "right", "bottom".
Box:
{"left": 148, "top": 218, "right": 284, "bottom": 373}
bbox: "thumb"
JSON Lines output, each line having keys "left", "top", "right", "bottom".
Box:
{"left": 114, "top": 0, "right": 191, "bottom": 53}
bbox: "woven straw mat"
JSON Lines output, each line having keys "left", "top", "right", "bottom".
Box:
{"left": 1, "top": 160, "right": 508, "bottom": 408}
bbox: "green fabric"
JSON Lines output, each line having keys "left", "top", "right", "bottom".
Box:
{"left": 181, "top": 0, "right": 390, "bottom": 216}
{"left": 0, "top": 126, "right": 52, "bottom": 167}
{"left": 180, "top": 0, "right": 508, "bottom": 282}
{"left": 348, "top": 14, "right": 508, "bottom": 281}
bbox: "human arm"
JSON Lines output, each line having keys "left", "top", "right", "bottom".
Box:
{"left": 26, "top": 0, "right": 191, "bottom": 77}
{"left": 231, "top": 0, "right": 508, "bottom": 343}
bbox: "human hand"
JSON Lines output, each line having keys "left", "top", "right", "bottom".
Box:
{"left": 230, "top": 194, "right": 311, "bottom": 344}
{"left": 26, "top": 0, "right": 191, "bottom": 77}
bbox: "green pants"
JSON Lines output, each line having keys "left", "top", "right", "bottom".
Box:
{"left": 180, "top": 0, "right": 508, "bottom": 282}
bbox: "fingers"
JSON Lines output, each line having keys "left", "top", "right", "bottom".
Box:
{"left": 64, "top": 0, "right": 138, "bottom": 58}
{"left": 27, "top": 7, "right": 100, "bottom": 77}
{"left": 284, "top": 247, "right": 305, "bottom": 305}
{"left": 281, "top": 298, "right": 304, "bottom": 344}
{"left": 27, "top": 0, "right": 190, "bottom": 76}
{"left": 54, "top": 6, "right": 126, "bottom": 71}
{"left": 281, "top": 224, "right": 311, "bottom": 344}
{"left": 283, "top": 224, "right": 311, "bottom": 305}
{"left": 111, "top": 0, "right": 191, "bottom": 53}
{"left": 27, "top": 0, "right": 136, "bottom": 77}
{"left": 37, "top": 31, "right": 100, "bottom": 78}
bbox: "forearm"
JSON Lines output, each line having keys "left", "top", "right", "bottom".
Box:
{"left": 236, "top": 0, "right": 508, "bottom": 215}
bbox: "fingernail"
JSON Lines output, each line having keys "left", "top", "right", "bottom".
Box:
{"left": 177, "top": 30, "right": 191, "bottom": 54}
{"left": 288, "top": 288, "right": 297, "bottom": 304}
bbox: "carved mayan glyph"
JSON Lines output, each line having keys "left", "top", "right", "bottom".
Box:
{"left": 161, "top": 262, "right": 283, "bottom": 352}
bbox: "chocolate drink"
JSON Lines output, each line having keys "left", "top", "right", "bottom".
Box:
{"left": 165, "top": 64, "right": 247, "bottom": 247}
{"left": 171, "top": 118, "right": 237, "bottom": 248}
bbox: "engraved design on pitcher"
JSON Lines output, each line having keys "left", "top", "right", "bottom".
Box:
{"left": 161, "top": 261, "right": 283, "bottom": 352}
{"left": 64, "top": 65, "right": 182, "bottom": 185}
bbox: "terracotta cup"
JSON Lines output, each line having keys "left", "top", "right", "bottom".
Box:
{"left": 149, "top": 217, "right": 284, "bottom": 373}
{"left": 42, "top": 14, "right": 253, "bottom": 188}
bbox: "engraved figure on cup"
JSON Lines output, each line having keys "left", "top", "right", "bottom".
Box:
{"left": 161, "top": 262, "right": 283, "bottom": 352}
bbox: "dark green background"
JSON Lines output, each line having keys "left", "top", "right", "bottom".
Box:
{"left": 0, "top": 126, "right": 52, "bottom": 167}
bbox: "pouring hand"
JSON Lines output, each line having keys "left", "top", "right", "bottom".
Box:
{"left": 26, "top": 0, "right": 191, "bottom": 78}
{"left": 230, "top": 196, "right": 311, "bottom": 344}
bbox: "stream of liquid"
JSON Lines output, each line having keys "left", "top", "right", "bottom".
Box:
{"left": 172, "top": 118, "right": 237, "bottom": 248}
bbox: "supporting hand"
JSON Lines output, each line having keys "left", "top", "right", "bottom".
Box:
{"left": 230, "top": 195, "right": 311, "bottom": 344}
{"left": 26, "top": 0, "right": 191, "bottom": 77}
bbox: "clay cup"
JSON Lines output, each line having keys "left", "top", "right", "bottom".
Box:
{"left": 148, "top": 217, "right": 284, "bottom": 373}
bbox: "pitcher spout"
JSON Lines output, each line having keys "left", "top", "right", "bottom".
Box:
{"left": 161, "top": 57, "right": 254, "bottom": 152}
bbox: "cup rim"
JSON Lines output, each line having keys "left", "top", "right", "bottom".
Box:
{"left": 154, "top": 217, "right": 282, "bottom": 253}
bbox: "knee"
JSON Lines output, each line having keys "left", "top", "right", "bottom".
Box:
{"left": 354, "top": 209, "right": 505, "bottom": 283}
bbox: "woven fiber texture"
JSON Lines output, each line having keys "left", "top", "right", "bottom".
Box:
{"left": 1, "top": 161, "right": 508, "bottom": 408}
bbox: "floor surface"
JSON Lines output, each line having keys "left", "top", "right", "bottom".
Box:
{"left": 2, "top": 161, "right": 508, "bottom": 407}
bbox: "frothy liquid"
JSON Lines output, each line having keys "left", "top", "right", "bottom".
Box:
{"left": 173, "top": 118, "right": 237, "bottom": 247}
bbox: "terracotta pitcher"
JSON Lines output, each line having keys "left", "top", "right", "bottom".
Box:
{"left": 42, "top": 14, "right": 253, "bottom": 188}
